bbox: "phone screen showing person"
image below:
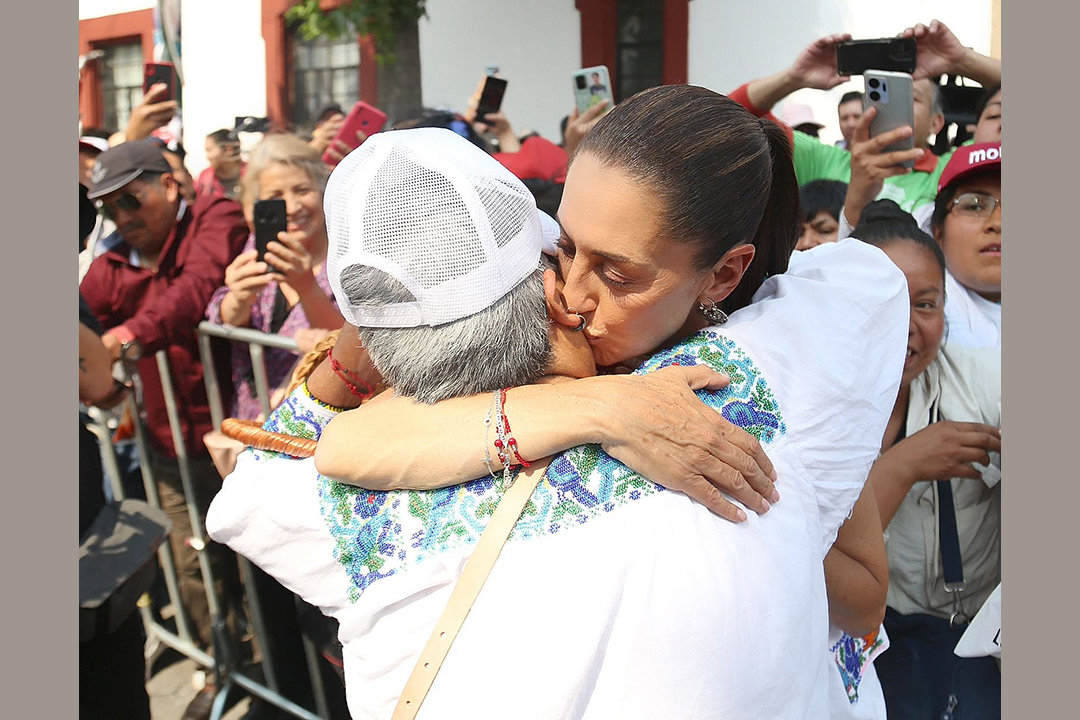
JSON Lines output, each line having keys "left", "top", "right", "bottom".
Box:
{"left": 572, "top": 66, "right": 613, "bottom": 115}
{"left": 475, "top": 76, "right": 509, "bottom": 120}
{"left": 253, "top": 199, "right": 287, "bottom": 263}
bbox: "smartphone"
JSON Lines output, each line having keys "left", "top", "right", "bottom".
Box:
{"left": 475, "top": 76, "right": 508, "bottom": 121}
{"left": 253, "top": 199, "right": 287, "bottom": 263}
{"left": 572, "top": 66, "right": 614, "bottom": 115}
{"left": 863, "top": 71, "right": 916, "bottom": 169}
{"left": 836, "top": 38, "right": 917, "bottom": 76}
{"left": 321, "top": 101, "right": 387, "bottom": 165}
{"left": 143, "top": 62, "right": 177, "bottom": 100}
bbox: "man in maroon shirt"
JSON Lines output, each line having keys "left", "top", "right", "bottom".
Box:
{"left": 80, "top": 139, "right": 248, "bottom": 678}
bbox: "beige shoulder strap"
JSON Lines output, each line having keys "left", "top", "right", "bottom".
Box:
{"left": 391, "top": 462, "right": 547, "bottom": 720}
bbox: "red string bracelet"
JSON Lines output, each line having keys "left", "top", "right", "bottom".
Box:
{"left": 499, "top": 388, "right": 531, "bottom": 468}
{"left": 326, "top": 346, "right": 374, "bottom": 399}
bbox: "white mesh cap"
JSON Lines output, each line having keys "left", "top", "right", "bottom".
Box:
{"left": 325, "top": 127, "right": 562, "bottom": 328}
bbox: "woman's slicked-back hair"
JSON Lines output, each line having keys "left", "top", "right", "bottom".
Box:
{"left": 574, "top": 84, "right": 801, "bottom": 312}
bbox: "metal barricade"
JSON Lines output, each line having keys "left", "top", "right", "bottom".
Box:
{"left": 87, "top": 322, "right": 335, "bottom": 720}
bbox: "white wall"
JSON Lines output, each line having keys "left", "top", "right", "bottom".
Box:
{"left": 178, "top": 0, "right": 268, "bottom": 177}
{"left": 418, "top": 0, "right": 581, "bottom": 143}
{"left": 79, "top": 0, "right": 154, "bottom": 20}
{"left": 688, "top": 0, "right": 995, "bottom": 145}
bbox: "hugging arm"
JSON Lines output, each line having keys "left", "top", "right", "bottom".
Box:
{"left": 314, "top": 365, "right": 779, "bottom": 523}
{"left": 824, "top": 479, "right": 889, "bottom": 637}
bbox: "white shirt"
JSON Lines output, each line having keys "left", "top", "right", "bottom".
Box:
{"left": 208, "top": 239, "right": 909, "bottom": 720}
{"left": 943, "top": 270, "right": 1001, "bottom": 349}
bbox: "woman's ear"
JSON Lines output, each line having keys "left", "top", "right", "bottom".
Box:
{"left": 699, "top": 244, "right": 756, "bottom": 305}
{"left": 543, "top": 267, "right": 578, "bottom": 328}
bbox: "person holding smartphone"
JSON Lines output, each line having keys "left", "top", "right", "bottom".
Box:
{"left": 728, "top": 20, "right": 1000, "bottom": 218}
{"left": 206, "top": 133, "right": 344, "bottom": 421}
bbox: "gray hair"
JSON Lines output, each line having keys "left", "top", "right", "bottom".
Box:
{"left": 340, "top": 264, "right": 551, "bottom": 403}
{"left": 241, "top": 133, "right": 329, "bottom": 211}
{"left": 927, "top": 81, "right": 943, "bottom": 118}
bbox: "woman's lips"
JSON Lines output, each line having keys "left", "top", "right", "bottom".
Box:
{"left": 980, "top": 243, "right": 1001, "bottom": 256}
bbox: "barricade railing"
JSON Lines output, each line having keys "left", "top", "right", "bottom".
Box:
{"left": 87, "top": 322, "right": 333, "bottom": 720}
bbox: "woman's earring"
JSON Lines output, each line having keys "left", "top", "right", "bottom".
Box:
{"left": 698, "top": 298, "right": 729, "bottom": 325}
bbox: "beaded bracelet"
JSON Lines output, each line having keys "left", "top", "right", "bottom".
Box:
{"left": 495, "top": 388, "right": 531, "bottom": 468}
{"left": 326, "top": 346, "right": 374, "bottom": 400}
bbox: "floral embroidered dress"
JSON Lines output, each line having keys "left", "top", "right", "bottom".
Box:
{"left": 208, "top": 239, "right": 909, "bottom": 720}
{"left": 205, "top": 233, "right": 336, "bottom": 420}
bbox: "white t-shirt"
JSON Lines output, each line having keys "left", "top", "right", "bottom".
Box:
{"left": 208, "top": 239, "right": 908, "bottom": 720}
{"left": 943, "top": 269, "right": 1001, "bottom": 349}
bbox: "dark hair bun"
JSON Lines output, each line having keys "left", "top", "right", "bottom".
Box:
{"left": 859, "top": 199, "right": 917, "bottom": 227}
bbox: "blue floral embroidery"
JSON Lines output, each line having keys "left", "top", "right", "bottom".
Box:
{"left": 831, "top": 630, "right": 886, "bottom": 702}
{"left": 317, "top": 330, "right": 788, "bottom": 602}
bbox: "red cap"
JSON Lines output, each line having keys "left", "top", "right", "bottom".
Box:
{"left": 493, "top": 136, "right": 568, "bottom": 184}
{"left": 937, "top": 142, "right": 1001, "bottom": 194}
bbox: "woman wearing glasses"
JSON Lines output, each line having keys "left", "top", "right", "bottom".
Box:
{"left": 930, "top": 143, "right": 1001, "bottom": 349}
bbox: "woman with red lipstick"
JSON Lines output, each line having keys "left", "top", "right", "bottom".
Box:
{"left": 207, "top": 133, "right": 345, "bottom": 420}
{"left": 931, "top": 143, "right": 1002, "bottom": 349}
{"left": 852, "top": 201, "right": 1001, "bottom": 719}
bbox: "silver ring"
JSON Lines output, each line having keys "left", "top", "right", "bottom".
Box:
{"left": 569, "top": 312, "right": 587, "bottom": 332}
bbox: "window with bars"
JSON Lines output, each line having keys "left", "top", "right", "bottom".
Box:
{"left": 291, "top": 29, "right": 361, "bottom": 129}
{"left": 99, "top": 42, "right": 144, "bottom": 132}
{"left": 615, "top": 0, "right": 664, "bottom": 102}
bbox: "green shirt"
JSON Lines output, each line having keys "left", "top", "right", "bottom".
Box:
{"left": 792, "top": 131, "right": 955, "bottom": 214}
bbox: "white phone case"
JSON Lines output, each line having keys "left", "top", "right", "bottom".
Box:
{"left": 863, "top": 70, "right": 916, "bottom": 169}
{"left": 573, "top": 66, "right": 614, "bottom": 115}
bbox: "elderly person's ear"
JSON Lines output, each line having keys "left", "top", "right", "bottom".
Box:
{"left": 543, "top": 267, "right": 578, "bottom": 328}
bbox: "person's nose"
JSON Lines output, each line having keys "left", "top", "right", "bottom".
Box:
{"left": 986, "top": 203, "right": 1001, "bottom": 233}
{"left": 561, "top": 258, "right": 598, "bottom": 315}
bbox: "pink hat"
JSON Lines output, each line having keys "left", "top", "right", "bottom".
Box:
{"left": 777, "top": 103, "right": 823, "bottom": 129}
{"left": 937, "top": 142, "right": 1001, "bottom": 194}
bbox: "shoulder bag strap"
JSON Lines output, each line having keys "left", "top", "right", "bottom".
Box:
{"left": 391, "top": 462, "right": 547, "bottom": 720}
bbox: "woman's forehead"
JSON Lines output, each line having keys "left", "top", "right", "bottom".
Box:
{"left": 559, "top": 154, "right": 666, "bottom": 258}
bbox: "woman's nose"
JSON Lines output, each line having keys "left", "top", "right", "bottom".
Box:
{"left": 561, "top": 261, "right": 598, "bottom": 314}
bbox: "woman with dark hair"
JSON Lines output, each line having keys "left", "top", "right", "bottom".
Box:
{"left": 306, "top": 88, "right": 910, "bottom": 715}
{"left": 853, "top": 200, "right": 1001, "bottom": 720}
{"left": 930, "top": 143, "right": 1001, "bottom": 348}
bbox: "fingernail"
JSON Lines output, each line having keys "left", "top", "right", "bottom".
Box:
{"left": 771, "top": 489, "right": 781, "bottom": 503}
{"left": 736, "top": 508, "right": 748, "bottom": 522}
{"left": 761, "top": 499, "right": 771, "bottom": 513}
{"left": 770, "top": 468, "right": 778, "bottom": 481}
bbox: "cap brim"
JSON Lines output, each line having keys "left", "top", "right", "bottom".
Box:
{"left": 87, "top": 169, "right": 144, "bottom": 200}
{"left": 79, "top": 137, "right": 110, "bottom": 154}
{"left": 538, "top": 210, "right": 561, "bottom": 256}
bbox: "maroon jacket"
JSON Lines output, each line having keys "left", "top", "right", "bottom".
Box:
{"left": 81, "top": 195, "right": 248, "bottom": 457}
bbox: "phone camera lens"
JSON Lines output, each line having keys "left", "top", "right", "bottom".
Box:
{"left": 575, "top": 76, "right": 587, "bottom": 90}
{"left": 869, "top": 91, "right": 881, "bottom": 102}
{"left": 868, "top": 78, "right": 880, "bottom": 89}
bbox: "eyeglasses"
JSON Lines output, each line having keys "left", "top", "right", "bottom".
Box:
{"left": 96, "top": 186, "right": 153, "bottom": 221}
{"left": 950, "top": 191, "right": 1001, "bottom": 219}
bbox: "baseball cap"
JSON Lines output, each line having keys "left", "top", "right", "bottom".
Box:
{"left": 324, "top": 127, "right": 561, "bottom": 328}
{"left": 937, "top": 142, "right": 1001, "bottom": 194}
{"left": 87, "top": 139, "right": 173, "bottom": 200}
{"left": 777, "top": 103, "right": 823, "bottom": 130}
{"left": 79, "top": 135, "right": 110, "bottom": 154}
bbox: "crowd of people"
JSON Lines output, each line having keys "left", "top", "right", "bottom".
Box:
{"left": 78, "top": 17, "right": 1001, "bottom": 720}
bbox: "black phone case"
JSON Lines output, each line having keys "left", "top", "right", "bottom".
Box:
{"left": 253, "top": 200, "right": 287, "bottom": 263}
{"left": 836, "top": 38, "right": 917, "bottom": 76}
{"left": 476, "top": 78, "right": 508, "bottom": 119}
{"left": 144, "top": 64, "right": 176, "bottom": 100}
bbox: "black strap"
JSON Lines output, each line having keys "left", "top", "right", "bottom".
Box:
{"left": 931, "top": 403, "right": 964, "bottom": 590}
{"left": 936, "top": 479, "right": 964, "bottom": 587}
